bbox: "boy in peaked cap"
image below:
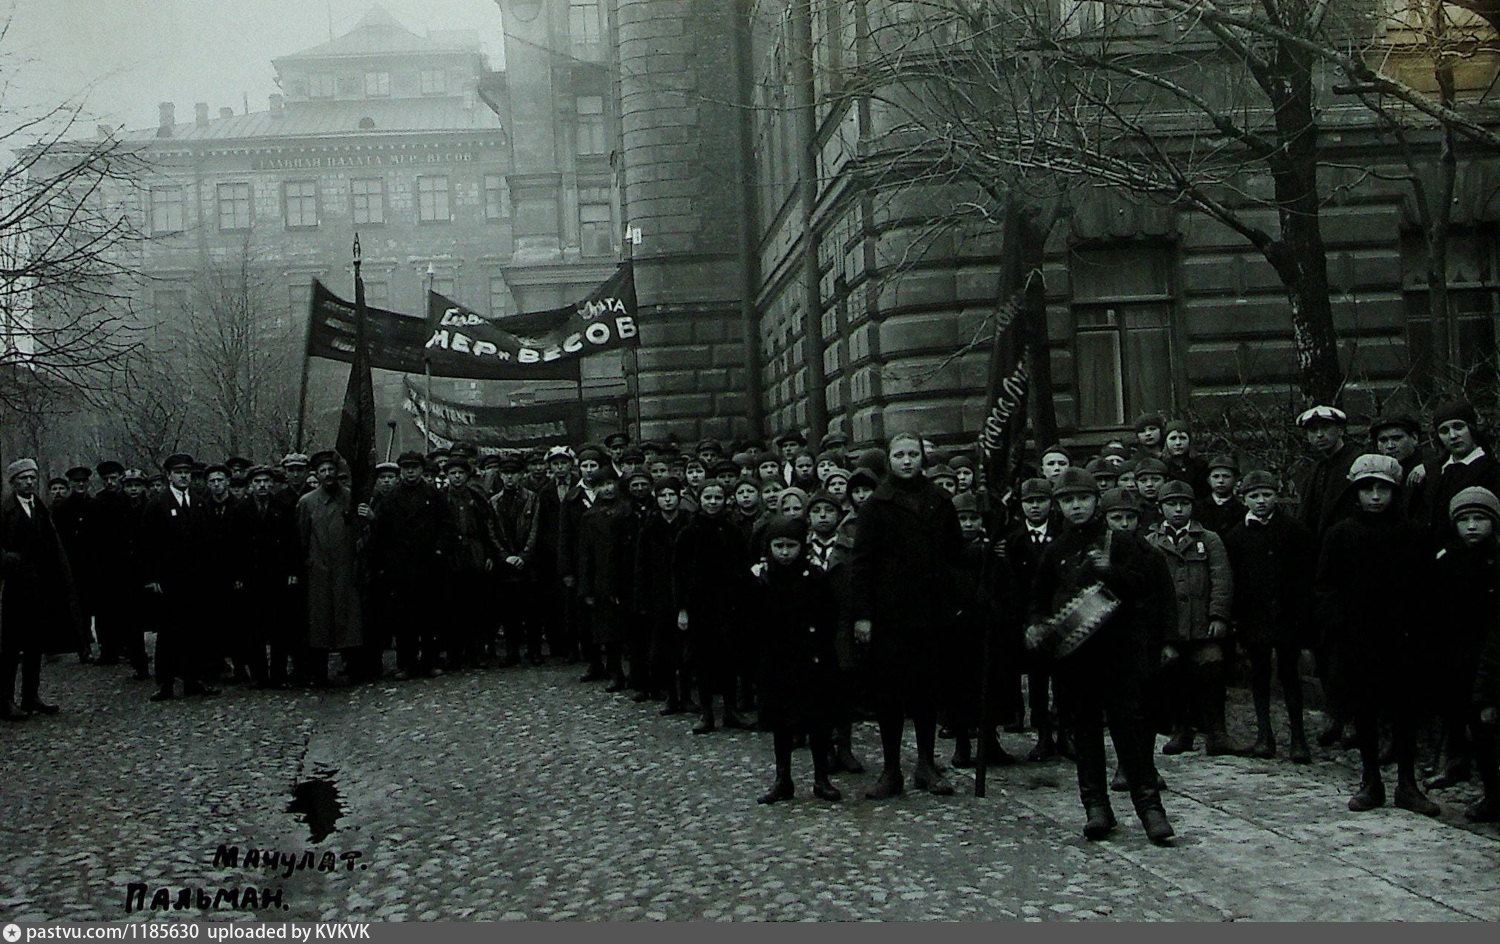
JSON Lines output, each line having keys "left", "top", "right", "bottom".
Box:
{"left": 1196, "top": 454, "right": 1244, "bottom": 536}
{"left": 998, "top": 477, "right": 1059, "bottom": 748}
{"left": 1145, "top": 479, "right": 1240, "bottom": 758}
{"left": 1424, "top": 485, "right": 1500, "bottom": 814}
{"left": 947, "top": 491, "right": 1018, "bottom": 770}
{"left": 1221, "top": 470, "right": 1316, "bottom": 763}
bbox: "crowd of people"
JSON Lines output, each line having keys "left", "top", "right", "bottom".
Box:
{"left": 2, "top": 400, "right": 1498, "bottom": 845}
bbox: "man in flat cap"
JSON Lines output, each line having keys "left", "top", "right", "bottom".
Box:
{"left": 200, "top": 464, "right": 241, "bottom": 681}
{"left": 140, "top": 453, "right": 217, "bottom": 701}
{"left": 443, "top": 454, "right": 500, "bottom": 669}
{"left": 274, "top": 454, "right": 312, "bottom": 515}
{"left": 368, "top": 450, "right": 455, "bottom": 679}
{"left": 91, "top": 460, "right": 140, "bottom": 671}
{"left": 776, "top": 431, "right": 807, "bottom": 485}
{"left": 491, "top": 454, "right": 541, "bottom": 666}
{"left": 53, "top": 465, "right": 97, "bottom": 662}
{"left": 233, "top": 465, "right": 301, "bottom": 687}
{"left": 1, "top": 458, "right": 81, "bottom": 718}
{"left": 559, "top": 444, "right": 610, "bottom": 679}
{"left": 604, "top": 432, "right": 631, "bottom": 478}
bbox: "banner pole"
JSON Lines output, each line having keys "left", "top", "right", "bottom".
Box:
{"left": 423, "top": 263, "right": 434, "bottom": 452}
{"left": 295, "top": 283, "right": 315, "bottom": 451}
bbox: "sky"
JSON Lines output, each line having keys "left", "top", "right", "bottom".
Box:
{"left": 0, "top": 0, "right": 507, "bottom": 134}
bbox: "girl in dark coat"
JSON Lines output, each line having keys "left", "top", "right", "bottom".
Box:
{"left": 751, "top": 515, "right": 842, "bottom": 804}
{"left": 851, "top": 432, "right": 965, "bottom": 799}
{"left": 1315, "top": 454, "right": 1438, "bottom": 816}
{"left": 635, "top": 478, "right": 692, "bottom": 713}
{"left": 673, "top": 481, "right": 751, "bottom": 733}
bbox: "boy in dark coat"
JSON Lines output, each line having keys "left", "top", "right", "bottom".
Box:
{"left": 673, "top": 481, "right": 751, "bottom": 733}
{"left": 577, "top": 473, "right": 630, "bottom": 691}
{"left": 635, "top": 478, "right": 692, "bottom": 712}
{"left": 1196, "top": 454, "right": 1245, "bottom": 536}
{"left": 999, "top": 477, "right": 1061, "bottom": 754}
{"left": 947, "top": 491, "right": 1018, "bottom": 769}
{"left": 751, "top": 515, "right": 842, "bottom": 804}
{"left": 1427, "top": 487, "right": 1500, "bottom": 821}
{"left": 1029, "top": 468, "right": 1175, "bottom": 845}
{"left": 1315, "top": 454, "right": 1439, "bottom": 816}
{"left": 1221, "top": 470, "right": 1316, "bottom": 762}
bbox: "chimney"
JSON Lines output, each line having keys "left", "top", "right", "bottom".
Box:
{"left": 219, "top": 107, "right": 234, "bottom": 120}
{"left": 157, "top": 102, "right": 175, "bottom": 137}
{"left": 195, "top": 102, "right": 209, "bottom": 127}
{"left": 269, "top": 93, "right": 284, "bottom": 115}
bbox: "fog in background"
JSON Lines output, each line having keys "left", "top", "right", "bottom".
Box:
{"left": 1, "top": 0, "right": 506, "bottom": 132}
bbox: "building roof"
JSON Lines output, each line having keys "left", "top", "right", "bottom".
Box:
{"left": 123, "top": 97, "right": 501, "bottom": 145}
{"left": 273, "top": 6, "right": 480, "bottom": 63}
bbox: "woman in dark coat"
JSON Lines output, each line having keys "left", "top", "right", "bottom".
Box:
{"left": 673, "top": 481, "right": 751, "bottom": 734}
{"left": 850, "top": 432, "right": 965, "bottom": 799}
{"left": 751, "top": 514, "right": 842, "bottom": 804}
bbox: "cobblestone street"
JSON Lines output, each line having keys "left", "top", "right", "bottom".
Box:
{"left": 1, "top": 656, "right": 1495, "bottom": 922}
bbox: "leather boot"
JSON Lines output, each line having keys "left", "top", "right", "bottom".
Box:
{"left": 758, "top": 773, "right": 794, "bottom": 805}
{"left": 1111, "top": 766, "right": 1129, "bottom": 792}
{"left": 950, "top": 735, "right": 974, "bottom": 770}
{"left": 1393, "top": 778, "right": 1441, "bottom": 817}
{"left": 1287, "top": 716, "right": 1312, "bottom": 764}
{"left": 835, "top": 727, "right": 865, "bottom": 774}
{"left": 1162, "top": 727, "right": 1196, "bottom": 755}
{"left": 1084, "top": 805, "right": 1117, "bottom": 840}
{"left": 911, "top": 759, "right": 954, "bottom": 796}
{"left": 812, "top": 776, "right": 842, "bottom": 802}
{"left": 692, "top": 706, "right": 716, "bottom": 735}
{"left": 1348, "top": 776, "right": 1386, "bottom": 812}
{"left": 1055, "top": 728, "right": 1077, "bottom": 760}
{"left": 864, "top": 768, "right": 904, "bottom": 800}
{"left": 1141, "top": 808, "right": 1176, "bottom": 846}
{"left": 1248, "top": 733, "right": 1275, "bottom": 759}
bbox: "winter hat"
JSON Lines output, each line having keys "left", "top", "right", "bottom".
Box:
{"left": 1449, "top": 486, "right": 1500, "bottom": 524}
{"left": 755, "top": 451, "right": 781, "bottom": 468}
{"left": 710, "top": 458, "right": 742, "bottom": 478}
{"left": 1051, "top": 467, "right": 1098, "bottom": 499}
{"left": 763, "top": 513, "right": 808, "bottom": 544}
{"left": 854, "top": 448, "right": 889, "bottom": 477}
{"left": 1207, "top": 454, "right": 1239, "bottom": 474}
{"left": 823, "top": 467, "right": 851, "bottom": 486}
{"left": 1431, "top": 400, "right": 1480, "bottom": 433}
{"left": 1134, "top": 412, "right": 1165, "bottom": 432}
{"left": 1347, "top": 453, "right": 1403, "bottom": 486}
{"left": 374, "top": 462, "right": 400, "bottom": 476}
{"left": 1099, "top": 443, "right": 1131, "bottom": 466}
{"left": 1039, "top": 443, "right": 1071, "bottom": 463}
{"left": 1370, "top": 412, "right": 1421, "bottom": 439}
{"left": 1164, "top": 419, "right": 1191, "bottom": 437}
{"left": 807, "top": 490, "right": 841, "bottom": 513}
{"left": 948, "top": 455, "right": 976, "bottom": 472}
{"left": 928, "top": 464, "right": 957, "bottom": 483}
{"left": 1099, "top": 488, "right": 1141, "bottom": 514}
{"left": 623, "top": 470, "right": 654, "bottom": 490}
{"left": 1156, "top": 480, "right": 1196, "bottom": 503}
{"left": 5, "top": 458, "right": 37, "bottom": 479}
{"left": 1133, "top": 457, "right": 1168, "bottom": 477}
{"left": 848, "top": 468, "right": 881, "bottom": 491}
{"left": 654, "top": 476, "right": 684, "bottom": 494}
{"left": 1085, "top": 457, "right": 1115, "bottom": 479}
{"left": 778, "top": 486, "right": 810, "bottom": 510}
{"left": 1018, "top": 477, "right": 1053, "bottom": 500}
{"left": 951, "top": 491, "right": 982, "bottom": 515}
{"left": 1239, "top": 470, "right": 1279, "bottom": 495}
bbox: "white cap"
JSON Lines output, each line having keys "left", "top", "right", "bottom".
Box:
{"left": 1347, "top": 453, "right": 1402, "bottom": 486}
{"left": 1296, "top": 405, "right": 1348, "bottom": 428}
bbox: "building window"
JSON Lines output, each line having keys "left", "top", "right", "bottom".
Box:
{"left": 216, "top": 182, "right": 252, "bottom": 233}
{"left": 579, "top": 190, "right": 613, "bottom": 257}
{"left": 417, "top": 176, "right": 451, "bottom": 223}
{"left": 364, "top": 72, "right": 391, "bottom": 98}
{"left": 1403, "top": 230, "right": 1500, "bottom": 388}
{"left": 489, "top": 276, "right": 511, "bottom": 318}
{"left": 350, "top": 178, "right": 385, "bottom": 225}
{"left": 1068, "top": 244, "right": 1175, "bottom": 430}
{"left": 310, "top": 74, "right": 337, "bottom": 99}
{"left": 283, "top": 180, "right": 318, "bottom": 229}
{"left": 484, "top": 174, "right": 510, "bottom": 222}
{"left": 569, "top": 0, "right": 603, "bottom": 57}
{"left": 576, "top": 96, "right": 607, "bottom": 157}
{"left": 363, "top": 279, "right": 390, "bottom": 308}
{"left": 150, "top": 186, "right": 184, "bottom": 234}
{"left": 419, "top": 69, "right": 445, "bottom": 95}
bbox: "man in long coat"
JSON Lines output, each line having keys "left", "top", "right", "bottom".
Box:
{"left": 235, "top": 466, "right": 301, "bottom": 687}
{"left": 368, "top": 451, "right": 453, "bottom": 678}
{"left": 139, "top": 453, "right": 215, "bottom": 701}
{"left": 52, "top": 465, "right": 96, "bottom": 662}
{"left": 296, "top": 451, "right": 364, "bottom": 685}
{"left": 90, "top": 460, "right": 140, "bottom": 673}
{"left": 1, "top": 459, "right": 81, "bottom": 717}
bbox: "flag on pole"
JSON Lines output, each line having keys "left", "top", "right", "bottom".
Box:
{"left": 335, "top": 237, "right": 377, "bottom": 502}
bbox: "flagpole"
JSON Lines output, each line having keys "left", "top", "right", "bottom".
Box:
{"left": 295, "top": 282, "right": 314, "bottom": 451}
{"left": 424, "top": 262, "right": 434, "bottom": 452}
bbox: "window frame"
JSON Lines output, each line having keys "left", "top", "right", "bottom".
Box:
{"left": 419, "top": 69, "right": 445, "bottom": 96}
{"left": 282, "top": 179, "right": 319, "bottom": 230}
{"left": 350, "top": 177, "right": 386, "bottom": 226}
{"left": 416, "top": 175, "right": 452, "bottom": 224}
{"left": 364, "top": 71, "right": 391, "bottom": 98}
{"left": 310, "top": 73, "right": 337, "bottom": 99}
{"left": 216, "top": 181, "right": 252, "bottom": 233}
{"left": 483, "top": 174, "right": 509, "bottom": 222}
{"left": 149, "top": 185, "right": 185, "bottom": 235}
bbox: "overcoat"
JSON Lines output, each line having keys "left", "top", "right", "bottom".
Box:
{"left": 1, "top": 494, "right": 84, "bottom": 655}
{"left": 750, "top": 559, "right": 840, "bottom": 730}
{"left": 1221, "top": 512, "right": 1315, "bottom": 648}
{"left": 296, "top": 486, "right": 363, "bottom": 650}
{"left": 1143, "top": 521, "right": 1233, "bottom": 644}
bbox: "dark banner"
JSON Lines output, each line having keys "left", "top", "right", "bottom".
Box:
{"left": 424, "top": 263, "right": 637, "bottom": 370}
{"left": 402, "top": 379, "right": 624, "bottom": 450}
{"left": 306, "top": 282, "right": 580, "bottom": 382}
